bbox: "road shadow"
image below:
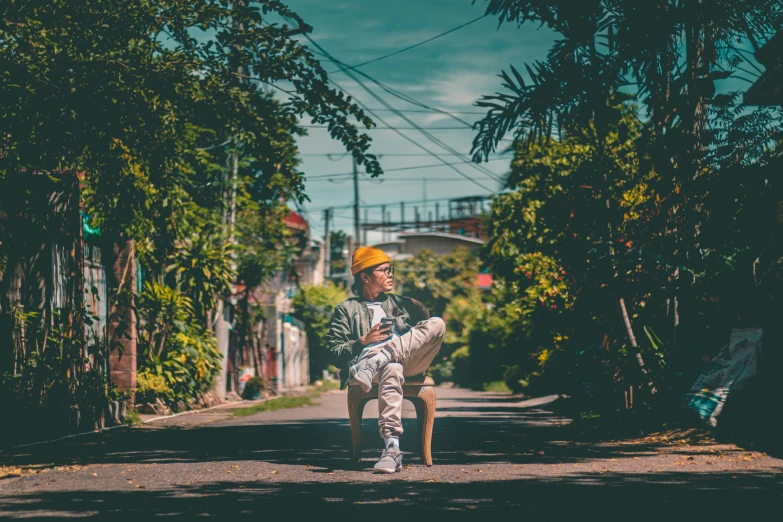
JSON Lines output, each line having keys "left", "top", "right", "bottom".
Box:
{"left": 3, "top": 392, "right": 783, "bottom": 520}
{"left": 1, "top": 404, "right": 751, "bottom": 472}
{"left": 1, "top": 471, "right": 782, "bottom": 520}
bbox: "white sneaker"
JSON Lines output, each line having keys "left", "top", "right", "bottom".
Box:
{"left": 373, "top": 445, "right": 403, "bottom": 473}
{"left": 349, "top": 359, "right": 376, "bottom": 393}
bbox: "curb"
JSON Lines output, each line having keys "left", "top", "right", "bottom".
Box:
{"left": 2, "top": 397, "right": 272, "bottom": 452}
{"left": 141, "top": 396, "right": 270, "bottom": 424}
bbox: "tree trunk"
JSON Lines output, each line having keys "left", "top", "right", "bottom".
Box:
{"left": 619, "top": 298, "right": 657, "bottom": 395}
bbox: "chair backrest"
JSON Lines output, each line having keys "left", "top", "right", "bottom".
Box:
{"left": 409, "top": 297, "right": 430, "bottom": 321}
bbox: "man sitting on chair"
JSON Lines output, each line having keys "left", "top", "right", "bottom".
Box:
{"left": 326, "top": 246, "right": 445, "bottom": 473}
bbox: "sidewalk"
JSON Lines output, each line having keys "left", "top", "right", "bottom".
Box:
{"left": 138, "top": 381, "right": 341, "bottom": 428}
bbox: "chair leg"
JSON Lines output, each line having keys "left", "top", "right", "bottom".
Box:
{"left": 347, "top": 387, "right": 367, "bottom": 464}
{"left": 417, "top": 386, "right": 436, "bottom": 467}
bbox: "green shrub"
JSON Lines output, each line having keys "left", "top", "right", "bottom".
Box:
{"left": 291, "top": 283, "right": 348, "bottom": 381}
{"left": 241, "top": 376, "right": 265, "bottom": 400}
{"left": 449, "top": 346, "right": 473, "bottom": 387}
{"left": 136, "top": 370, "right": 172, "bottom": 404}
{"left": 428, "top": 359, "right": 455, "bottom": 383}
{"left": 502, "top": 364, "right": 526, "bottom": 394}
{"left": 163, "top": 324, "right": 221, "bottom": 399}
{"left": 482, "top": 380, "right": 512, "bottom": 393}
{"left": 136, "top": 280, "right": 222, "bottom": 408}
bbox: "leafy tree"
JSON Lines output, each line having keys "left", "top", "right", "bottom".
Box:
{"left": 395, "top": 248, "right": 487, "bottom": 384}
{"left": 395, "top": 247, "right": 481, "bottom": 318}
{"left": 0, "top": 0, "right": 391, "bottom": 393}
{"left": 470, "top": 0, "right": 783, "bottom": 404}
{"left": 291, "top": 282, "right": 348, "bottom": 381}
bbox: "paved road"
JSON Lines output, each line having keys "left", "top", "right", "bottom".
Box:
{"left": 1, "top": 387, "right": 782, "bottom": 520}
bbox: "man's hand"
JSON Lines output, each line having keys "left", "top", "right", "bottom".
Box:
{"left": 361, "top": 323, "right": 391, "bottom": 346}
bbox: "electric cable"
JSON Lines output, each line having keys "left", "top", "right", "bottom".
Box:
{"left": 326, "top": 15, "right": 486, "bottom": 74}
{"left": 301, "top": 34, "right": 501, "bottom": 191}
{"left": 306, "top": 157, "right": 506, "bottom": 180}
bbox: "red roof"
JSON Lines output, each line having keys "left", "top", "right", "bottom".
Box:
{"left": 285, "top": 210, "right": 308, "bottom": 231}
{"left": 477, "top": 273, "right": 493, "bottom": 290}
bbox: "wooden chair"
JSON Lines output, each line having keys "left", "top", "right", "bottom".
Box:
{"left": 347, "top": 375, "right": 436, "bottom": 466}
{"left": 347, "top": 299, "right": 436, "bottom": 466}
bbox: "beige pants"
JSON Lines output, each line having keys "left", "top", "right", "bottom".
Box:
{"left": 357, "top": 317, "right": 445, "bottom": 439}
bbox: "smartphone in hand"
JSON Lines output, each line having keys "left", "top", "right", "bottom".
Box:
{"left": 380, "top": 317, "right": 395, "bottom": 339}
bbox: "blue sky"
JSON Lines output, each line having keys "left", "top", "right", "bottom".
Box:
{"left": 274, "top": 0, "right": 556, "bottom": 243}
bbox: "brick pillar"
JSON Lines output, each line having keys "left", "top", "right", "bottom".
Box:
{"left": 108, "top": 240, "right": 137, "bottom": 398}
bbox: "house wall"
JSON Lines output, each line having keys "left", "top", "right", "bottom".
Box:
{"left": 402, "top": 234, "right": 484, "bottom": 257}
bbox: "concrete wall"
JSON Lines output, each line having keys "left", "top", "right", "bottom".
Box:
{"left": 107, "top": 241, "right": 137, "bottom": 394}
{"left": 399, "top": 233, "right": 484, "bottom": 258}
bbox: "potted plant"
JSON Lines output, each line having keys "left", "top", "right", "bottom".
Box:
{"left": 241, "top": 376, "right": 265, "bottom": 400}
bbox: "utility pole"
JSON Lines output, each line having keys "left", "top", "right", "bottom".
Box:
{"left": 353, "top": 157, "right": 360, "bottom": 247}
{"left": 386, "top": 210, "right": 391, "bottom": 241}
{"left": 363, "top": 208, "right": 368, "bottom": 245}
{"left": 422, "top": 178, "right": 427, "bottom": 227}
{"left": 323, "top": 208, "right": 331, "bottom": 281}
{"left": 400, "top": 202, "right": 405, "bottom": 233}
{"left": 381, "top": 204, "right": 386, "bottom": 243}
{"left": 346, "top": 235, "right": 354, "bottom": 284}
{"left": 215, "top": 0, "right": 247, "bottom": 400}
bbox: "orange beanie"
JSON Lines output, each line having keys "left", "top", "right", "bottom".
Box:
{"left": 351, "top": 246, "right": 390, "bottom": 275}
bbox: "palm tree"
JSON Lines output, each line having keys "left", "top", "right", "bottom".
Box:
{"left": 471, "top": 0, "right": 782, "bottom": 392}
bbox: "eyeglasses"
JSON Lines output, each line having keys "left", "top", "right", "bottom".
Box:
{"left": 372, "top": 267, "right": 395, "bottom": 277}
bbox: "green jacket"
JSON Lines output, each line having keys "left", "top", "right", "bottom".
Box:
{"left": 326, "top": 293, "right": 429, "bottom": 389}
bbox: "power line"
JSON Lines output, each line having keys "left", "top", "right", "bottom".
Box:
{"left": 310, "top": 46, "right": 477, "bottom": 130}
{"left": 327, "top": 15, "right": 486, "bottom": 74}
{"left": 302, "top": 35, "right": 506, "bottom": 192}
{"left": 354, "top": 108, "right": 488, "bottom": 115}
{"left": 299, "top": 151, "right": 508, "bottom": 157}
{"left": 306, "top": 157, "right": 507, "bottom": 180}
{"left": 301, "top": 35, "right": 499, "bottom": 193}
{"left": 305, "top": 44, "right": 506, "bottom": 182}
{"left": 302, "top": 125, "right": 474, "bottom": 130}
{"left": 250, "top": 21, "right": 512, "bottom": 142}
{"left": 312, "top": 178, "right": 498, "bottom": 192}
{"left": 306, "top": 194, "right": 491, "bottom": 213}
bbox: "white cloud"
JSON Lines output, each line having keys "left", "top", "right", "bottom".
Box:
{"left": 357, "top": 19, "right": 382, "bottom": 29}
{"left": 423, "top": 113, "right": 450, "bottom": 124}
{"left": 427, "top": 70, "right": 501, "bottom": 109}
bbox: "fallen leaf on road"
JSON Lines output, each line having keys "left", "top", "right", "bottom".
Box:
{"left": 477, "top": 469, "right": 483, "bottom": 473}
{"left": 92, "top": 473, "right": 98, "bottom": 477}
{"left": 426, "top": 478, "right": 437, "bottom": 483}
{"left": 271, "top": 470, "right": 278, "bottom": 474}
{"left": 135, "top": 485, "right": 145, "bottom": 489}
